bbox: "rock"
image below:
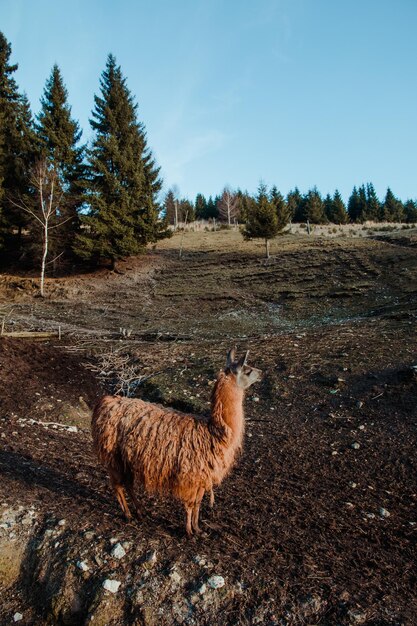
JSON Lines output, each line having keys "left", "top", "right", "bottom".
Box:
{"left": 102, "top": 579, "right": 121, "bottom": 593}
{"left": 207, "top": 575, "right": 225, "bottom": 589}
{"left": 350, "top": 482, "right": 357, "bottom": 488}
{"left": 144, "top": 549, "right": 157, "bottom": 564}
{"left": 111, "top": 543, "right": 126, "bottom": 559}
{"left": 77, "top": 560, "right": 89, "bottom": 572}
{"left": 252, "top": 396, "right": 260, "bottom": 402}
{"left": 198, "top": 583, "right": 207, "bottom": 595}
{"left": 13, "top": 613, "right": 23, "bottom": 622}
{"left": 379, "top": 507, "right": 391, "bottom": 518}
{"left": 57, "top": 519, "right": 66, "bottom": 526}
{"left": 193, "top": 555, "right": 206, "bottom": 566}
{"left": 356, "top": 401, "right": 363, "bottom": 408}
{"left": 67, "top": 425, "right": 78, "bottom": 433}
{"left": 169, "top": 569, "right": 181, "bottom": 585}
{"left": 351, "top": 442, "right": 360, "bottom": 450}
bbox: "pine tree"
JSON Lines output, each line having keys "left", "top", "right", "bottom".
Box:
{"left": 304, "top": 187, "right": 326, "bottom": 224}
{"left": 35, "top": 65, "right": 86, "bottom": 263}
{"left": 164, "top": 189, "right": 177, "bottom": 225}
{"left": 356, "top": 185, "right": 368, "bottom": 223}
{"left": 382, "top": 188, "right": 404, "bottom": 222}
{"left": 178, "top": 199, "right": 195, "bottom": 223}
{"left": 347, "top": 187, "right": 361, "bottom": 223}
{"left": 365, "top": 183, "right": 380, "bottom": 221}
{"left": 74, "top": 54, "right": 167, "bottom": 267}
{"left": 235, "top": 190, "right": 252, "bottom": 223}
{"left": 404, "top": 199, "right": 417, "bottom": 223}
{"left": 0, "top": 32, "right": 35, "bottom": 252}
{"left": 195, "top": 193, "right": 207, "bottom": 219}
{"left": 270, "top": 185, "right": 291, "bottom": 230}
{"left": 244, "top": 182, "right": 280, "bottom": 258}
{"left": 205, "top": 196, "right": 219, "bottom": 220}
{"left": 286, "top": 187, "right": 304, "bottom": 222}
{"left": 330, "top": 190, "right": 348, "bottom": 224}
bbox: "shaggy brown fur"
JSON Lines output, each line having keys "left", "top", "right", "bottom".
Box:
{"left": 91, "top": 349, "right": 261, "bottom": 535}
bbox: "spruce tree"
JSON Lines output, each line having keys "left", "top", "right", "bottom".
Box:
{"left": 270, "top": 185, "right": 291, "bottom": 230}
{"left": 331, "top": 190, "right": 348, "bottom": 224}
{"left": 178, "top": 199, "right": 195, "bottom": 223}
{"left": 382, "top": 188, "right": 404, "bottom": 222}
{"left": 195, "top": 193, "right": 207, "bottom": 219}
{"left": 365, "top": 183, "right": 380, "bottom": 221}
{"left": 74, "top": 54, "right": 166, "bottom": 267}
{"left": 36, "top": 65, "right": 86, "bottom": 262}
{"left": 0, "top": 32, "right": 35, "bottom": 251}
{"left": 286, "top": 187, "right": 304, "bottom": 222}
{"left": 235, "top": 190, "right": 252, "bottom": 224}
{"left": 304, "top": 187, "right": 326, "bottom": 224}
{"left": 206, "top": 196, "right": 219, "bottom": 220}
{"left": 348, "top": 187, "right": 361, "bottom": 222}
{"left": 404, "top": 199, "right": 417, "bottom": 223}
{"left": 164, "top": 189, "right": 177, "bottom": 225}
{"left": 244, "top": 182, "right": 280, "bottom": 258}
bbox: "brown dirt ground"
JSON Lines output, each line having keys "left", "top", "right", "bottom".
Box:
{"left": 0, "top": 230, "right": 416, "bottom": 625}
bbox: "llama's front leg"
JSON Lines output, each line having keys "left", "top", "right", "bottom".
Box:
{"left": 209, "top": 488, "right": 215, "bottom": 508}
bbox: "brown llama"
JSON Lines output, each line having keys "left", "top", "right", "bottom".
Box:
{"left": 91, "top": 348, "right": 262, "bottom": 536}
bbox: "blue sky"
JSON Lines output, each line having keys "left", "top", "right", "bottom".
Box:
{"left": 2, "top": 0, "right": 417, "bottom": 202}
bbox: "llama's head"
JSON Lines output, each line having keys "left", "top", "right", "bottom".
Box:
{"left": 226, "top": 348, "right": 262, "bottom": 389}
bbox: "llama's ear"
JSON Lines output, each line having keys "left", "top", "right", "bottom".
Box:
{"left": 226, "top": 347, "right": 237, "bottom": 369}
{"left": 237, "top": 350, "right": 249, "bottom": 370}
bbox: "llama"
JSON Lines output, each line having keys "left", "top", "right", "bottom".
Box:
{"left": 92, "top": 348, "right": 262, "bottom": 535}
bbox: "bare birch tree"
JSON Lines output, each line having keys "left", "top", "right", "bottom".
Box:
{"left": 11, "top": 159, "right": 69, "bottom": 296}
{"left": 218, "top": 187, "right": 239, "bottom": 225}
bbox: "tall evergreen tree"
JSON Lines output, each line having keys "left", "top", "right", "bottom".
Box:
{"left": 244, "top": 182, "right": 280, "bottom": 258}
{"left": 0, "top": 32, "right": 35, "bottom": 251}
{"left": 178, "top": 198, "right": 195, "bottom": 223}
{"left": 356, "top": 185, "right": 368, "bottom": 223}
{"left": 74, "top": 54, "right": 167, "bottom": 267}
{"left": 35, "top": 65, "right": 86, "bottom": 262}
{"left": 164, "top": 189, "right": 177, "bottom": 225}
{"left": 304, "top": 187, "right": 326, "bottom": 223}
{"left": 382, "top": 188, "right": 404, "bottom": 222}
{"left": 404, "top": 199, "right": 417, "bottom": 223}
{"left": 234, "top": 190, "right": 252, "bottom": 223}
{"left": 347, "top": 186, "right": 361, "bottom": 223}
{"left": 270, "top": 185, "right": 291, "bottom": 230}
{"left": 286, "top": 187, "right": 304, "bottom": 222}
{"left": 365, "top": 183, "right": 380, "bottom": 221}
{"left": 330, "top": 189, "right": 348, "bottom": 224}
{"left": 205, "top": 196, "right": 219, "bottom": 220}
{"left": 195, "top": 193, "right": 207, "bottom": 219}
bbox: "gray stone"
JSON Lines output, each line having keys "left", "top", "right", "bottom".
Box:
{"left": 102, "top": 579, "right": 121, "bottom": 593}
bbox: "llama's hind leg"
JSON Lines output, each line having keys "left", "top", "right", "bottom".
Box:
{"left": 109, "top": 469, "right": 132, "bottom": 521}
{"left": 125, "top": 481, "right": 141, "bottom": 519}
{"left": 192, "top": 487, "right": 205, "bottom": 534}
{"left": 185, "top": 506, "right": 193, "bottom": 537}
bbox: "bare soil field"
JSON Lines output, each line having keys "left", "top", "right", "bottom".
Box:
{"left": 0, "top": 230, "right": 416, "bottom": 625}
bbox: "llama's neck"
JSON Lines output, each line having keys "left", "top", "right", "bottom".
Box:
{"left": 210, "top": 373, "right": 245, "bottom": 444}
